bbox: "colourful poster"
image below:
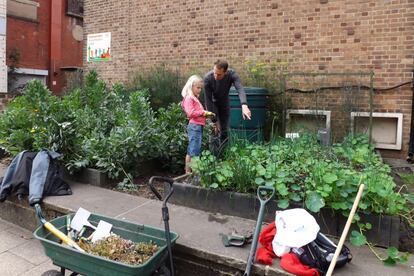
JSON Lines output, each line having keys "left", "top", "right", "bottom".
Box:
{"left": 87, "top": 32, "right": 111, "bottom": 62}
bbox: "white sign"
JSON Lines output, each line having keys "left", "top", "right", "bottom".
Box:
{"left": 87, "top": 32, "right": 111, "bottom": 62}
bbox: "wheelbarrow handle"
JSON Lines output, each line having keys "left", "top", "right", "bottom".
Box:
{"left": 257, "top": 186, "right": 275, "bottom": 204}
{"left": 148, "top": 176, "right": 174, "bottom": 203}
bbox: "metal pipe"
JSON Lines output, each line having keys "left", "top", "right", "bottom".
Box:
{"left": 407, "top": 69, "right": 414, "bottom": 162}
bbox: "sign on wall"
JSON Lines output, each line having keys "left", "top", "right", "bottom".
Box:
{"left": 87, "top": 32, "right": 111, "bottom": 62}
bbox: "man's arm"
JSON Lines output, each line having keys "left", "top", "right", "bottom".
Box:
{"left": 231, "top": 71, "right": 251, "bottom": 120}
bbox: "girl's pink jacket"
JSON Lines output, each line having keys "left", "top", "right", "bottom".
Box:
{"left": 182, "top": 96, "right": 206, "bottom": 126}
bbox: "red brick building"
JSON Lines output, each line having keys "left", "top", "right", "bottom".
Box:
{"left": 84, "top": 0, "right": 413, "bottom": 157}
{"left": 6, "top": 0, "right": 83, "bottom": 95}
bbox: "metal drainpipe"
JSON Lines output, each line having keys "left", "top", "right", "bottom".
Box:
{"left": 407, "top": 69, "right": 414, "bottom": 163}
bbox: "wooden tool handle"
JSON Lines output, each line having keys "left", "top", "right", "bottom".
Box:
{"left": 44, "top": 222, "right": 85, "bottom": 252}
{"left": 326, "top": 183, "right": 365, "bottom": 276}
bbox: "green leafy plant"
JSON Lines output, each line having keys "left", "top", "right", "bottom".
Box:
{"left": 191, "top": 134, "right": 414, "bottom": 261}
{"left": 351, "top": 223, "right": 410, "bottom": 266}
{"left": 129, "top": 64, "right": 184, "bottom": 110}
{"left": 154, "top": 103, "right": 187, "bottom": 173}
{"left": 0, "top": 71, "right": 190, "bottom": 181}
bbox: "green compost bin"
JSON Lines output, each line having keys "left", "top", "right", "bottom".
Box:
{"left": 229, "top": 87, "right": 268, "bottom": 142}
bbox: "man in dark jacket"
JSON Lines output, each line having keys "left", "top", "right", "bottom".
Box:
{"left": 204, "top": 60, "right": 251, "bottom": 145}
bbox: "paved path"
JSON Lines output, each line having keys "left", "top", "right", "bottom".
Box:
{"left": 0, "top": 218, "right": 57, "bottom": 275}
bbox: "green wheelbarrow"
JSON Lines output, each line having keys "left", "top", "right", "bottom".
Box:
{"left": 33, "top": 177, "right": 179, "bottom": 276}
{"left": 34, "top": 210, "right": 179, "bottom": 276}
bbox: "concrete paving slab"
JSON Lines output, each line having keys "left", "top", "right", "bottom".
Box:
{"left": 0, "top": 251, "right": 34, "bottom": 275}
{"left": 45, "top": 181, "right": 151, "bottom": 217}
{"left": 5, "top": 222, "right": 34, "bottom": 239}
{"left": 334, "top": 245, "right": 414, "bottom": 276}
{"left": 10, "top": 239, "right": 50, "bottom": 265}
{"left": 20, "top": 260, "right": 59, "bottom": 276}
{"left": 0, "top": 228, "right": 29, "bottom": 253}
{"left": 0, "top": 217, "right": 13, "bottom": 231}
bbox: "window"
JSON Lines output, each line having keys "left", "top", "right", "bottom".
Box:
{"left": 351, "top": 112, "right": 403, "bottom": 150}
{"left": 7, "top": 0, "right": 39, "bottom": 22}
{"left": 67, "top": 0, "right": 84, "bottom": 18}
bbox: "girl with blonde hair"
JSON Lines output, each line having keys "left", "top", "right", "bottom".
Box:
{"left": 181, "top": 75, "right": 214, "bottom": 173}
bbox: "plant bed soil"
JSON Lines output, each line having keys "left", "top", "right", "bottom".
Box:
{"left": 115, "top": 171, "right": 180, "bottom": 200}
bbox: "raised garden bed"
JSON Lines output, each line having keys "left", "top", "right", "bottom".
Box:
{"left": 169, "top": 178, "right": 400, "bottom": 248}
{"left": 64, "top": 161, "right": 402, "bottom": 248}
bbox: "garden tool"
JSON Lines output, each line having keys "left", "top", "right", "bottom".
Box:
{"left": 243, "top": 186, "right": 275, "bottom": 276}
{"left": 148, "top": 176, "right": 176, "bottom": 276}
{"left": 70, "top": 207, "right": 97, "bottom": 232}
{"left": 70, "top": 207, "right": 113, "bottom": 243}
{"left": 221, "top": 232, "right": 252, "bottom": 247}
{"left": 326, "top": 183, "right": 365, "bottom": 276}
{"left": 91, "top": 220, "right": 112, "bottom": 243}
{"left": 205, "top": 111, "right": 216, "bottom": 118}
{"left": 34, "top": 204, "right": 85, "bottom": 252}
{"left": 66, "top": 215, "right": 71, "bottom": 238}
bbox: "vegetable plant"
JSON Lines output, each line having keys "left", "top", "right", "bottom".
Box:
{"left": 191, "top": 134, "right": 414, "bottom": 264}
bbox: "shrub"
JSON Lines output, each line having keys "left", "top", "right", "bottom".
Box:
{"left": 129, "top": 64, "right": 184, "bottom": 110}
{"left": 0, "top": 71, "right": 189, "bottom": 180}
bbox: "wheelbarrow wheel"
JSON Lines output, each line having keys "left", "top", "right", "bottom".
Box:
{"left": 153, "top": 264, "right": 171, "bottom": 276}
{"left": 41, "top": 270, "right": 64, "bottom": 276}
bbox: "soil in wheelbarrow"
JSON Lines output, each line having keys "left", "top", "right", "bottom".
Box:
{"left": 79, "top": 234, "right": 159, "bottom": 265}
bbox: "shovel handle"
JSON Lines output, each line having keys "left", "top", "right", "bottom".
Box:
{"left": 257, "top": 186, "right": 275, "bottom": 204}
{"left": 244, "top": 186, "right": 275, "bottom": 276}
{"left": 148, "top": 176, "right": 174, "bottom": 203}
{"left": 326, "top": 183, "right": 365, "bottom": 276}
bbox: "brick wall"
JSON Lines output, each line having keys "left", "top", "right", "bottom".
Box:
{"left": 6, "top": 0, "right": 83, "bottom": 95}
{"left": 0, "top": 0, "right": 6, "bottom": 98}
{"left": 7, "top": 0, "right": 51, "bottom": 70}
{"left": 84, "top": 0, "right": 414, "bottom": 157}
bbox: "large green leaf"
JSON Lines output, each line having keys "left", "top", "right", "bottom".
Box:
{"left": 276, "top": 184, "right": 289, "bottom": 196}
{"left": 255, "top": 178, "right": 264, "bottom": 185}
{"left": 350, "top": 231, "right": 366, "bottom": 246}
{"left": 305, "top": 192, "right": 325, "bottom": 212}
{"left": 277, "top": 199, "right": 289, "bottom": 209}
{"left": 323, "top": 173, "right": 338, "bottom": 184}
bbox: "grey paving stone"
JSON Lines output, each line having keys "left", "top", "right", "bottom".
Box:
{"left": 9, "top": 239, "right": 49, "bottom": 265}
{"left": 20, "top": 260, "right": 60, "bottom": 276}
{"left": 5, "top": 223, "right": 34, "bottom": 240}
{"left": 45, "top": 181, "right": 151, "bottom": 218}
{"left": 0, "top": 229, "right": 28, "bottom": 253}
{"left": 0, "top": 251, "right": 34, "bottom": 275}
{"left": 0, "top": 217, "right": 13, "bottom": 231}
